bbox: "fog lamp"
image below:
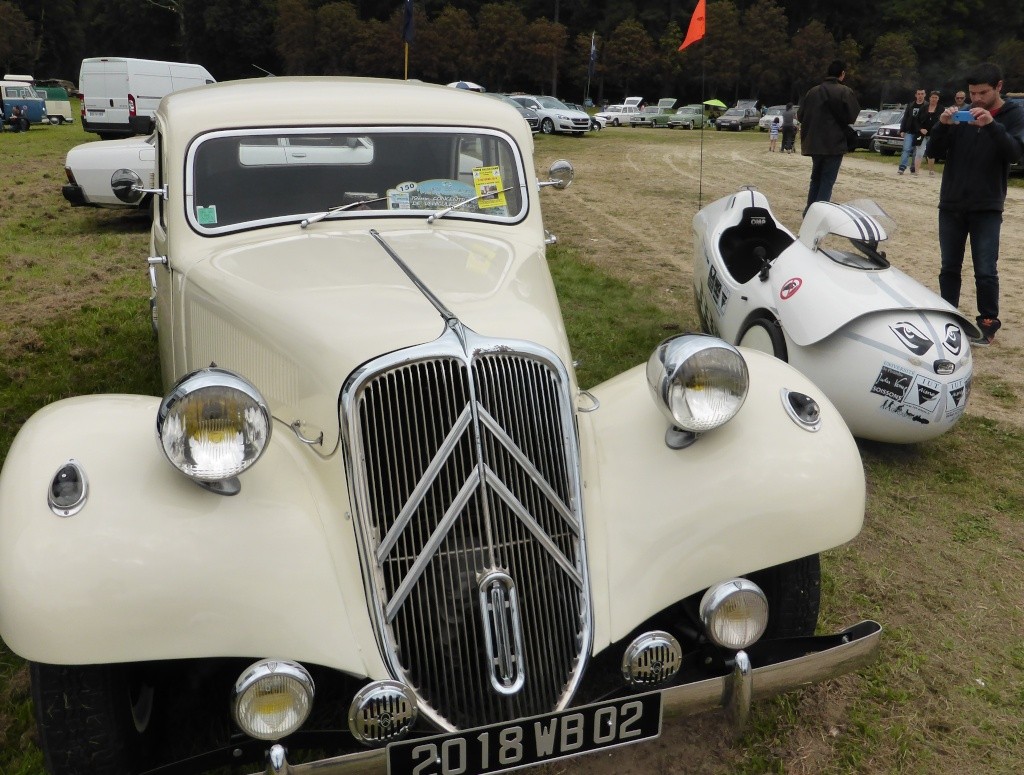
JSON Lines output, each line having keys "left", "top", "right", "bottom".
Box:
{"left": 233, "top": 660, "right": 314, "bottom": 741}
{"left": 157, "top": 367, "right": 271, "bottom": 483}
{"left": 647, "top": 335, "right": 748, "bottom": 433}
{"left": 699, "top": 579, "right": 769, "bottom": 650}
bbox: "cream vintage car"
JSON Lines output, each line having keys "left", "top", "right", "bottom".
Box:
{"left": 0, "top": 77, "right": 881, "bottom": 775}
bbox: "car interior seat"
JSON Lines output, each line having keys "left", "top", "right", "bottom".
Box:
{"left": 717, "top": 206, "right": 794, "bottom": 284}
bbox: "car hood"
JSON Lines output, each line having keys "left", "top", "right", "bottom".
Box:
{"left": 66, "top": 135, "right": 154, "bottom": 167}
{"left": 178, "top": 227, "right": 573, "bottom": 453}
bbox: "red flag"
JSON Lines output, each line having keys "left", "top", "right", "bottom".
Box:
{"left": 679, "top": 0, "right": 706, "bottom": 50}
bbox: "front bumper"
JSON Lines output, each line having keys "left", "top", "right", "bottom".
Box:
{"left": 248, "top": 620, "right": 881, "bottom": 774}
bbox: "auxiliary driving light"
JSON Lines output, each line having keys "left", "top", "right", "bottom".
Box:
{"left": 622, "top": 631, "right": 683, "bottom": 686}
{"left": 157, "top": 367, "right": 271, "bottom": 484}
{"left": 699, "top": 579, "right": 769, "bottom": 650}
{"left": 233, "top": 660, "right": 314, "bottom": 741}
{"left": 646, "top": 335, "right": 749, "bottom": 433}
{"left": 348, "top": 680, "right": 418, "bottom": 745}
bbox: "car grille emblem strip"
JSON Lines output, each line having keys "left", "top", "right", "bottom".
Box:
{"left": 342, "top": 327, "right": 590, "bottom": 732}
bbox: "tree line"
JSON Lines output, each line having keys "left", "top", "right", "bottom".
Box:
{"left": 2, "top": 0, "right": 1023, "bottom": 109}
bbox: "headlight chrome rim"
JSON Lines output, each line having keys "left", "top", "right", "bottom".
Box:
{"left": 646, "top": 335, "right": 749, "bottom": 433}
{"left": 156, "top": 367, "right": 271, "bottom": 483}
{"left": 232, "top": 659, "right": 314, "bottom": 741}
{"left": 699, "top": 578, "right": 769, "bottom": 650}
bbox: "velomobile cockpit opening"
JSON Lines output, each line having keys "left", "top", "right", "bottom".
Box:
{"left": 798, "top": 200, "right": 895, "bottom": 271}
{"left": 718, "top": 206, "right": 795, "bottom": 283}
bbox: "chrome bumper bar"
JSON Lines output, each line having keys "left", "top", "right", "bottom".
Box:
{"left": 255, "top": 620, "right": 882, "bottom": 775}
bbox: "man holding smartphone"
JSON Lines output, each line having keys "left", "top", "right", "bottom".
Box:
{"left": 927, "top": 63, "right": 1024, "bottom": 346}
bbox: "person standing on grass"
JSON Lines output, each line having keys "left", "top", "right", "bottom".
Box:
{"left": 898, "top": 89, "right": 927, "bottom": 174}
{"left": 915, "top": 91, "right": 942, "bottom": 176}
{"left": 926, "top": 62, "right": 1024, "bottom": 346}
{"left": 781, "top": 102, "right": 797, "bottom": 152}
{"left": 798, "top": 60, "right": 860, "bottom": 213}
{"left": 769, "top": 116, "right": 780, "bottom": 151}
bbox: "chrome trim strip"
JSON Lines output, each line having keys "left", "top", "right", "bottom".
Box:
{"left": 253, "top": 621, "right": 882, "bottom": 774}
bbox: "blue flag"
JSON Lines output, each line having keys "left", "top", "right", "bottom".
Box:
{"left": 403, "top": 0, "right": 414, "bottom": 44}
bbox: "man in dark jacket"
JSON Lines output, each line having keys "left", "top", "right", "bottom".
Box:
{"left": 798, "top": 60, "right": 859, "bottom": 214}
{"left": 898, "top": 89, "right": 927, "bottom": 174}
{"left": 927, "top": 62, "right": 1024, "bottom": 345}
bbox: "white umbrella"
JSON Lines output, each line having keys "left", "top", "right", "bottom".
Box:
{"left": 447, "top": 81, "right": 485, "bottom": 92}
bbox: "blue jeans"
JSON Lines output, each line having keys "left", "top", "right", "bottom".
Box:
{"left": 938, "top": 209, "right": 1002, "bottom": 322}
{"left": 898, "top": 133, "right": 916, "bottom": 171}
{"left": 805, "top": 155, "right": 843, "bottom": 213}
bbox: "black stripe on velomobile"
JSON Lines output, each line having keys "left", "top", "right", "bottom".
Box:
{"left": 836, "top": 202, "right": 880, "bottom": 242}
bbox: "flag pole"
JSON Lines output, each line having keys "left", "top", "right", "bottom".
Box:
{"left": 678, "top": 0, "right": 707, "bottom": 209}
{"left": 404, "top": 43, "right": 409, "bottom": 80}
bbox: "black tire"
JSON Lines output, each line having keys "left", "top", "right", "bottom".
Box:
{"left": 746, "top": 554, "right": 821, "bottom": 638}
{"left": 612, "top": 118, "right": 620, "bottom": 127}
{"left": 737, "top": 314, "right": 788, "bottom": 361}
{"left": 31, "top": 662, "right": 159, "bottom": 775}
{"left": 540, "top": 117, "right": 555, "bottom": 135}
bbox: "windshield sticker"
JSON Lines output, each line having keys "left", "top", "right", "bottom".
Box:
{"left": 387, "top": 179, "right": 475, "bottom": 211}
{"left": 196, "top": 205, "right": 218, "bottom": 225}
{"left": 472, "top": 166, "right": 507, "bottom": 210}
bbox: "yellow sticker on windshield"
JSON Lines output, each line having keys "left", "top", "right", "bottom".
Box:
{"left": 472, "top": 166, "right": 507, "bottom": 209}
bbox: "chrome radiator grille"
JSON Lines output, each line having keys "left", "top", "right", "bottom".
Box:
{"left": 343, "top": 332, "right": 589, "bottom": 731}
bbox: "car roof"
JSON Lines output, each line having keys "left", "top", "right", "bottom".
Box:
{"left": 158, "top": 77, "right": 530, "bottom": 141}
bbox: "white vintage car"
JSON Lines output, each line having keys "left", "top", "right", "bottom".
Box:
{"left": 694, "top": 189, "right": 979, "bottom": 443}
{"left": 61, "top": 134, "right": 157, "bottom": 209}
{"left": 0, "top": 77, "right": 880, "bottom": 775}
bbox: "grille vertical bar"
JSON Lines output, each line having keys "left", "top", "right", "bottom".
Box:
{"left": 343, "top": 332, "right": 589, "bottom": 732}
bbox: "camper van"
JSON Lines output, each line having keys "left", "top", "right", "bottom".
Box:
{"left": 79, "top": 57, "right": 215, "bottom": 138}
{"left": 1, "top": 77, "right": 48, "bottom": 126}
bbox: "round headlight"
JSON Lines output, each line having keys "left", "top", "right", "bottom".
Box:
{"left": 646, "top": 335, "right": 749, "bottom": 433}
{"left": 233, "top": 660, "right": 314, "bottom": 740}
{"left": 157, "top": 367, "right": 271, "bottom": 482}
{"left": 699, "top": 579, "right": 769, "bottom": 650}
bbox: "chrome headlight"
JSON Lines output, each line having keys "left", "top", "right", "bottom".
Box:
{"left": 157, "top": 367, "right": 271, "bottom": 482}
{"left": 233, "top": 660, "right": 314, "bottom": 740}
{"left": 699, "top": 579, "right": 769, "bottom": 650}
{"left": 646, "top": 335, "right": 749, "bottom": 433}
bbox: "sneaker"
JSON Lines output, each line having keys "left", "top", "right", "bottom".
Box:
{"left": 910, "top": 168, "right": 917, "bottom": 175}
{"left": 898, "top": 168, "right": 905, "bottom": 175}
{"left": 972, "top": 317, "right": 1001, "bottom": 346}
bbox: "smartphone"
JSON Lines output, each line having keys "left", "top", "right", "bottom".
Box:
{"left": 953, "top": 110, "right": 974, "bottom": 123}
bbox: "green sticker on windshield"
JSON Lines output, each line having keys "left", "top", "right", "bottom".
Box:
{"left": 196, "top": 205, "right": 218, "bottom": 225}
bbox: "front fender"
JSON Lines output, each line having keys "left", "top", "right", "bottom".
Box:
{"left": 0, "top": 395, "right": 382, "bottom": 676}
{"left": 578, "top": 349, "right": 865, "bottom": 647}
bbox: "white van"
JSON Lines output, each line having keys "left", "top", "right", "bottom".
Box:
{"left": 79, "top": 57, "right": 215, "bottom": 138}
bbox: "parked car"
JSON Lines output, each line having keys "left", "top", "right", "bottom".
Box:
{"left": 758, "top": 105, "right": 787, "bottom": 131}
{"left": 37, "top": 85, "right": 75, "bottom": 123}
{"left": 565, "top": 101, "right": 604, "bottom": 131}
{"left": 852, "top": 108, "right": 903, "bottom": 151}
{"left": 667, "top": 104, "right": 704, "bottom": 129}
{"left": 872, "top": 120, "right": 904, "bottom": 155}
{"left": 489, "top": 92, "right": 540, "bottom": 133}
{"left": 716, "top": 106, "right": 760, "bottom": 131}
{"left": 509, "top": 94, "right": 590, "bottom": 135}
{"left": 0, "top": 76, "right": 881, "bottom": 775}
{"left": 61, "top": 135, "right": 156, "bottom": 208}
{"left": 630, "top": 98, "right": 676, "bottom": 128}
{"left": 37, "top": 77, "right": 79, "bottom": 97}
{"left": 594, "top": 96, "right": 643, "bottom": 126}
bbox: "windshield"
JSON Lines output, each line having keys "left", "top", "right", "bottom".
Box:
{"left": 537, "top": 96, "right": 570, "bottom": 110}
{"left": 876, "top": 109, "right": 903, "bottom": 125}
{"left": 723, "top": 108, "right": 743, "bottom": 117}
{"left": 187, "top": 128, "right": 527, "bottom": 234}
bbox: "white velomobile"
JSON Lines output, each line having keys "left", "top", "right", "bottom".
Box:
{"left": 693, "top": 189, "right": 980, "bottom": 444}
{"left": 1, "top": 80, "right": 879, "bottom": 775}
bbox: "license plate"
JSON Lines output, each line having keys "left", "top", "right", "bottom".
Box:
{"left": 387, "top": 692, "right": 661, "bottom": 775}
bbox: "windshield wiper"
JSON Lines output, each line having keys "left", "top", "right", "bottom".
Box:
{"left": 426, "top": 185, "right": 514, "bottom": 224}
{"left": 300, "top": 195, "right": 389, "bottom": 229}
